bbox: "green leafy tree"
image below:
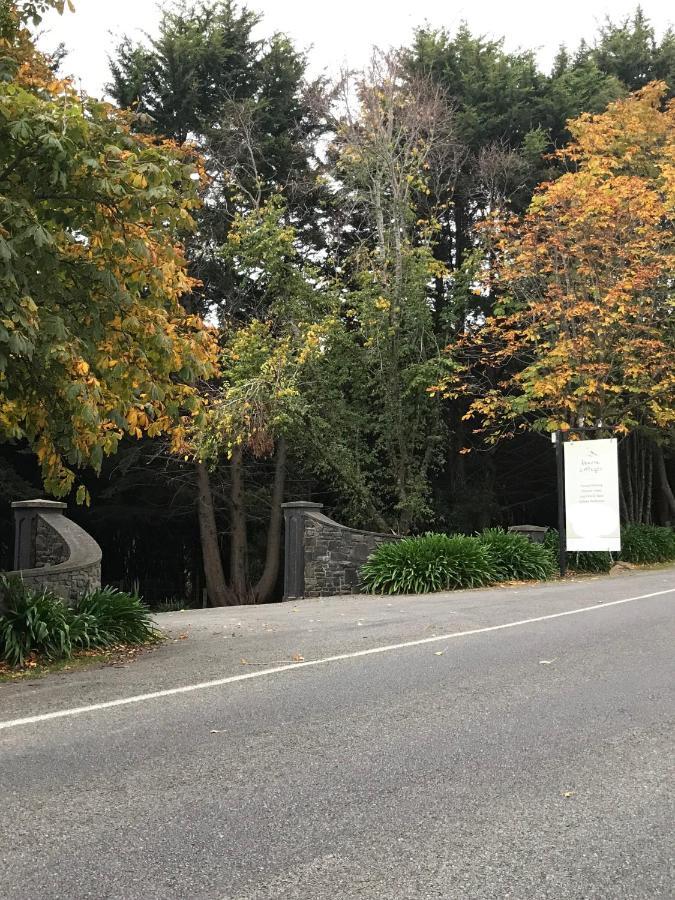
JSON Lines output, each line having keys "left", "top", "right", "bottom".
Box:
{"left": 109, "top": 1, "right": 262, "bottom": 146}
{"left": 401, "top": 21, "right": 636, "bottom": 529}
{"left": 437, "top": 84, "right": 675, "bottom": 523}
{"left": 109, "top": 0, "right": 330, "bottom": 604}
{"left": 0, "top": 0, "right": 216, "bottom": 498}
{"left": 187, "top": 198, "right": 336, "bottom": 602}
{"left": 315, "top": 53, "right": 456, "bottom": 531}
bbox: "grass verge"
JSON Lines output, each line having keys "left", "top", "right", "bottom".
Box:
{"left": 0, "top": 640, "right": 162, "bottom": 683}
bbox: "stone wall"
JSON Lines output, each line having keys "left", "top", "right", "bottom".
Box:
{"left": 18, "top": 560, "right": 102, "bottom": 602}
{"left": 6, "top": 500, "right": 102, "bottom": 603}
{"left": 282, "top": 502, "right": 401, "bottom": 599}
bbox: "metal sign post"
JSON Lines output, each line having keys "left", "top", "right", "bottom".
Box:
{"left": 553, "top": 430, "right": 568, "bottom": 577}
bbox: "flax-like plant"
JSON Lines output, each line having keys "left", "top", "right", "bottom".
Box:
{"left": 542, "top": 530, "right": 613, "bottom": 573}
{"left": 478, "top": 529, "right": 556, "bottom": 581}
{"left": 360, "top": 534, "right": 497, "bottom": 595}
{"left": 620, "top": 525, "right": 675, "bottom": 564}
{"left": 74, "top": 587, "right": 159, "bottom": 645}
{"left": 0, "top": 578, "right": 160, "bottom": 667}
{"left": 0, "top": 577, "right": 73, "bottom": 667}
{"left": 544, "top": 525, "right": 675, "bottom": 571}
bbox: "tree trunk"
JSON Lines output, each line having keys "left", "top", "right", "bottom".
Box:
{"left": 454, "top": 199, "right": 467, "bottom": 269}
{"left": 654, "top": 443, "right": 675, "bottom": 522}
{"left": 621, "top": 433, "right": 658, "bottom": 524}
{"left": 622, "top": 437, "right": 636, "bottom": 522}
{"left": 619, "top": 479, "right": 628, "bottom": 524}
{"left": 195, "top": 461, "right": 232, "bottom": 607}
{"left": 635, "top": 435, "right": 645, "bottom": 523}
{"left": 254, "top": 437, "right": 287, "bottom": 604}
{"left": 643, "top": 441, "right": 653, "bottom": 524}
{"left": 229, "top": 444, "right": 249, "bottom": 601}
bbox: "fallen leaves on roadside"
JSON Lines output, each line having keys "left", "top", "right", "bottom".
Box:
{"left": 0, "top": 643, "right": 153, "bottom": 682}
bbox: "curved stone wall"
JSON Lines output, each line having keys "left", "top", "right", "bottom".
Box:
{"left": 7, "top": 500, "right": 102, "bottom": 603}
{"left": 282, "top": 502, "right": 401, "bottom": 599}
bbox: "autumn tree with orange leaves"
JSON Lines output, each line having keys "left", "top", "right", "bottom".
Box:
{"left": 436, "top": 82, "right": 675, "bottom": 521}
{"left": 0, "top": 1, "right": 217, "bottom": 499}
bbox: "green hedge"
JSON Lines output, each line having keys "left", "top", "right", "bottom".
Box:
{"left": 360, "top": 534, "right": 496, "bottom": 594}
{"left": 619, "top": 524, "right": 675, "bottom": 564}
{"left": 544, "top": 524, "right": 675, "bottom": 571}
{"left": 361, "top": 530, "right": 556, "bottom": 595}
{"left": 361, "top": 523, "right": 675, "bottom": 595}
{"left": 0, "top": 578, "right": 159, "bottom": 668}
{"left": 479, "top": 529, "right": 556, "bottom": 581}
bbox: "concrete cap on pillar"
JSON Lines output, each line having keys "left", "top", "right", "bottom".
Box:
{"left": 11, "top": 499, "right": 68, "bottom": 510}
{"left": 281, "top": 501, "right": 324, "bottom": 510}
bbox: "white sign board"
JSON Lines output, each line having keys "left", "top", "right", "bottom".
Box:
{"left": 564, "top": 438, "right": 621, "bottom": 552}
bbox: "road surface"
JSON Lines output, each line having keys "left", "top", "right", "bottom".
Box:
{"left": 0, "top": 569, "right": 673, "bottom": 899}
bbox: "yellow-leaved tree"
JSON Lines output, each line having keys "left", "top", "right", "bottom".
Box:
{"left": 0, "top": 1, "right": 218, "bottom": 498}
{"left": 436, "top": 82, "right": 675, "bottom": 521}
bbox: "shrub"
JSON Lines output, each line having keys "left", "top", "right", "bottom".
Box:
{"left": 0, "top": 577, "right": 74, "bottom": 667}
{"left": 0, "top": 578, "right": 159, "bottom": 667}
{"left": 542, "top": 530, "right": 613, "bottom": 573}
{"left": 478, "top": 529, "right": 556, "bottom": 581}
{"left": 569, "top": 551, "right": 614, "bottom": 573}
{"left": 74, "top": 587, "right": 159, "bottom": 645}
{"left": 621, "top": 524, "right": 675, "bottom": 564}
{"left": 543, "top": 525, "right": 675, "bottom": 570}
{"left": 360, "top": 533, "right": 497, "bottom": 595}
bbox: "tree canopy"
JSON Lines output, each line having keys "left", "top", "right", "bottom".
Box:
{"left": 0, "top": 1, "right": 216, "bottom": 496}
{"left": 1, "top": 1, "right": 672, "bottom": 603}
{"left": 437, "top": 83, "right": 674, "bottom": 441}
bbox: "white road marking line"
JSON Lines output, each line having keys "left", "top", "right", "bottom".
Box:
{"left": 0, "top": 587, "right": 673, "bottom": 732}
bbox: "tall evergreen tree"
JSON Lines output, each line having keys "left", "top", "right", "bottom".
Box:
{"left": 108, "top": 1, "right": 330, "bottom": 604}
{"left": 585, "top": 6, "right": 675, "bottom": 93}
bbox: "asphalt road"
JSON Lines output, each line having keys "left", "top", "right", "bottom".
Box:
{"left": 0, "top": 569, "right": 673, "bottom": 899}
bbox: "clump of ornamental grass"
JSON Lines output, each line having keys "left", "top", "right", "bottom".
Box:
{"left": 0, "top": 577, "right": 74, "bottom": 667}
{"left": 478, "top": 529, "right": 556, "bottom": 581}
{"left": 74, "top": 586, "right": 159, "bottom": 646}
{"left": 0, "top": 577, "right": 159, "bottom": 668}
{"left": 620, "top": 524, "right": 675, "bottom": 564}
{"left": 542, "top": 530, "right": 613, "bottom": 573}
{"left": 360, "top": 533, "right": 497, "bottom": 595}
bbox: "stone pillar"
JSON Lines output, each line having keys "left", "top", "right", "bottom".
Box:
{"left": 12, "top": 499, "right": 68, "bottom": 570}
{"left": 9, "top": 499, "right": 102, "bottom": 602}
{"left": 282, "top": 501, "right": 324, "bottom": 600}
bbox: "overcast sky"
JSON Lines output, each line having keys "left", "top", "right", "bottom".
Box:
{"left": 40, "top": 0, "right": 673, "bottom": 97}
